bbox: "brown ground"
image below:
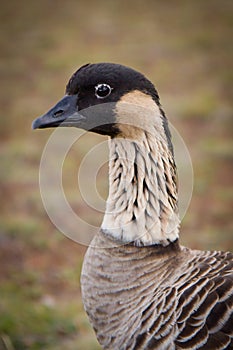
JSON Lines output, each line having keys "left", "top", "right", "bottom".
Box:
{"left": 0, "top": 1, "right": 232, "bottom": 349}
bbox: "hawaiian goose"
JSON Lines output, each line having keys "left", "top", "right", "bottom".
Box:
{"left": 33, "top": 63, "right": 233, "bottom": 350}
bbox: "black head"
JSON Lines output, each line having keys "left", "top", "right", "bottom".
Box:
{"left": 32, "top": 63, "right": 161, "bottom": 137}
{"left": 66, "top": 63, "right": 160, "bottom": 105}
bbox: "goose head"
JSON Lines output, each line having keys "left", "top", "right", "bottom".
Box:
{"left": 32, "top": 63, "right": 172, "bottom": 150}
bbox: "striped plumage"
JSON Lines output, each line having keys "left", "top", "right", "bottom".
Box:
{"left": 33, "top": 63, "right": 233, "bottom": 349}
{"left": 82, "top": 232, "right": 233, "bottom": 349}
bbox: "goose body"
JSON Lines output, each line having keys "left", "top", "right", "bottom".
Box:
{"left": 33, "top": 63, "right": 233, "bottom": 349}
{"left": 82, "top": 232, "right": 233, "bottom": 349}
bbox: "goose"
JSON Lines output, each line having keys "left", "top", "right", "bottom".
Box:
{"left": 32, "top": 63, "right": 233, "bottom": 350}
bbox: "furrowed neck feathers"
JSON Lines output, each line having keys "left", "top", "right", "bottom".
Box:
{"left": 101, "top": 91, "right": 180, "bottom": 246}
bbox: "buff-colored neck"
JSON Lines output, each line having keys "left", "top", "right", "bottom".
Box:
{"left": 101, "top": 130, "right": 180, "bottom": 247}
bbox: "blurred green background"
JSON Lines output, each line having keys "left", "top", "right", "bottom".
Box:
{"left": 0, "top": 0, "right": 232, "bottom": 349}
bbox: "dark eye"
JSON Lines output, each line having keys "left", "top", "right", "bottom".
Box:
{"left": 95, "top": 83, "right": 112, "bottom": 99}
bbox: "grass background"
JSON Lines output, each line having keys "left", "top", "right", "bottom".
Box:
{"left": 0, "top": 0, "right": 232, "bottom": 349}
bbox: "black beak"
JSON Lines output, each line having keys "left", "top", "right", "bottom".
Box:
{"left": 32, "top": 94, "right": 86, "bottom": 130}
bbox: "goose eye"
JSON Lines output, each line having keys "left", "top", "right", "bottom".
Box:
{"left": 95, "top": 83, "right": 112, "bottom": 99}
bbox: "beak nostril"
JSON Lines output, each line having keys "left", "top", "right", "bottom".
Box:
{"left": 53, "top": 109, "right": 64, "bottom": 118}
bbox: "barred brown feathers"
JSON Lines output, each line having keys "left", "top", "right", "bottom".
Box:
{"left": 81, "top": 232, "right": 233, "bottom": 350}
